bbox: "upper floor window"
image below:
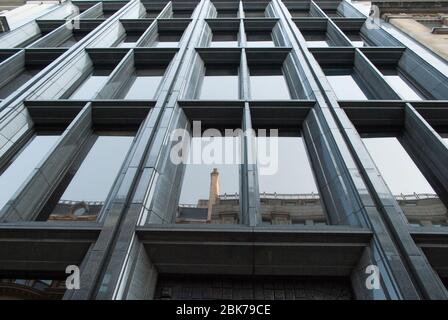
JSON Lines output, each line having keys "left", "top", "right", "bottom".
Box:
{"left": 70, "top": 69, "right": 112, "bottom": 100}
{"left": 380, "top": 68, "right": 424, "bottom": 100}
{"left": 0, "top": 135, "right": 59, "bottom": 212}
{"left": 326, "top": 73, "right": 368, "bottom": 100}
{"left": 210, "top": 31, "right": 238, "bottom": 47}
{"left": 199, "top": 66, "right": 239, "bottom": 99}
{"left": 249, "top": 66, "right": 290, "bottom": 99}
{"left": 121, "top": 68, "right": 165, "bottom": 99}
{"left": 43, "top": 135, "right": 133, "bottom": 219}
{"left": 246, "top": 31, "right": 275, "bottom": 47}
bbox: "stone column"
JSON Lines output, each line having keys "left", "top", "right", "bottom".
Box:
{"left": 207, "top": 168, "right": 220, "bottom": 222}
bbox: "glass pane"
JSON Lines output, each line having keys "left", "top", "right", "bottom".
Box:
{"left": 245, "top": 11, "right": 266, "bottom": 17}
{"left": 363, "top": 137, "right": 448, "bottom": 226}
{"left": 145, "top": 10, "right": 160, "bottom": 18}
{"left": 351, "top": 40, "right": 365, "bottom": 47}
{"left": 250, "top": 68, "right": 290, "bottom": 99}
{"left": 199, "top": 67, "right": 239, "bottom": 99}
{"left": 0, "top": 135, "right": 59, "bottom": 211}
{"left": 59, "top": 34, "right": 85, "bottom": 48}
{"left": 211, "top": 32, "right": 238, "bottom": 47}
{"left": 307, "top": 40, "right": 329, "bottom": 47}
{"left": 70, "top": 70, "right": 111, "bottom": 99}
{"left": 324, "top": 10, "right": 342, "bottom": 17}
{"left": 116, "top": 33, "right": 141, "bottom": 48}
{"left": 382, "top": 71, "right": 424, "bottom": 100}
{"left": 0, "top": 69, "right": 40, "bottom": 99}
{"left": 363, "top": 137, "right": 434, "bottom": 194}
{"left": 177, "top": 137, "right": 241, "bottom": 224}
{"left": 152, "top": 33, "right": 181, "bottom": 47}
{"left": 257, "top": 137, "right": 324, "bottom": 225}
{"left": 123, "top": 69, "right": 164, "bottom": 99}
{"left": 172, "top": 10, "right": 192, "bottom": 18}
{"left": 305, "top": 34, "right": 330, "bottom": 48}
{"left": 290, "top": 10, "right": 310, "bottom": 17}
{"left": 247, "top": 40, "right": 275, "bottom": 47}
{"left": 210, "top": 41, "right": 238, "bottom": 47}
{"left": 60, "top": 136, "right": 133, "bottom": 202}
{"left": 217, "top": 10, "right": 238, "bottom": 18}
{"left": 346, "top": 33, "right": 366, "bottom": 47}
{"left": 47, "top": 135, "right": 133, "bottom": 219}
{"left": 246, "top": 32, "right": 274, "bottom": 47}
{"left": 327, "top": 75, "right": 368, "bottom": 100}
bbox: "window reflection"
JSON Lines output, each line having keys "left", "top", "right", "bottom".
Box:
{"left": 59, "top": 33, "right": 88, "bottom": 48}
{"left": 120, "top": 69, "right": 165, "bottom": 99}
{"left": 177, "top": 137, "right": 241, "bottom": 224}
{"left": 304, "top": 34, "right": 330, "bottom": 48}
{"left": 244, "top": 10, "right": 266, "bottom": 18}
{"left": 210, "top": 31, "right": 238, "bottom": 47}
{"left": 322, "top": 9, "right": 342, "bottom": 17}
{"left": 289, "top": 10, "right": 310, "bottom": 17}
{"left": 115, "top": 33, "right": 143, "bottom": 48}
{"left": 326, "top": 73, "right": 368, "bottom": 100}
{"left": 380, "top": 68, "right": 424, "bottom": 100}
{"left": 216, "top": 10, "right": 239, "bottom": 18}
{"left": 257, "top": 136, "right": 325, "bottom": 225}
{"left": 198, "top": 66, "right": 239, "bottom": 99}
{"left": 306, "top": 40, "right": 329, "bottom": 48}
{"left": 0, "top": 135, "right": 59, "bottom": 212}
{"left": 246, "top": 31, "right": 275, "bottom": 47}
{"left": 97, "top": 11, "right": 117, "bottom": 19}
{"left": 145, "top": 10, "right": 160, "bottom": 18}
{"left": 363, "top": 137, "right": 448, "bottom": 226}
{"left": 45, "top": 135, "right": 133, "bottom": 221}
{"left": 152, "top": 32, "right": 182, "bottom": 47}
{"left": 0, "top": 279, "right": 66, "bottom": 300}
{"left": 249, "top": 66, "right": 290, "bottom": 99}
{"left": 345, "top": 32, "right": 368, "bottom": 47}
{"left": 0, "top": 68, "right": 41, "bottom": 99}
{"left": 172, "top": 10, "right": 193, "bottom": 18}
{"left": 70, "top": 69, "right": 112, "bottom": 100}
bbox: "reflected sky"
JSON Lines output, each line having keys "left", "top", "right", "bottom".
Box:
{"left": 307, "top": 40, "right": 329, "bottom": 48}
{"left": 179, "top": 136, "right": 320, "bottom": 204}
{"left": 250, "top": 74, "right": 290, "bottom": 99}
{"left": 124, "top": 71, "right": 163, "bottom": 99}
{"left": 210, "top": 41, "right": 238, "bottom": 47}
{"left": 70, "top": 70, "right": 110, "bottom": 99}
{"left": 179, "top": 137, "right": 240, "bottom": 204}
{"left": 383, "top": 74, "right": 423, "bottom": 100}
{"left": 327, "top": 75, "right": 368, "bottom": 100}
{"left": 60, "top": 136, "right": 133, "bottom": 202}
{"left": 246, "top": 40, "right": 275, "bottom": 47}
{"left": 257, "top": 137, "right": 318, "bottom": 194}
{"left": 0, "top": 135, "right": 59, "bottom": 211}
{"left": 0, "top": 69, "right": 40, "bottom": 99}
{"left": 179, "top": 164, "right": 239, "bottom": 204}
{"left": 199, "top": 75, "right": 239, "bottom": 99}
{"left": 363, "top": 137, "right": 435, "bottom": 194}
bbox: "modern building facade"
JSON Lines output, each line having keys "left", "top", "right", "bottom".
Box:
{"left": 0, "top": 0, "right": 447, "bottom": 300}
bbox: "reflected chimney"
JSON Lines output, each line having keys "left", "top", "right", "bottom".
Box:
{"left": 207, "top": 168, "right": 220, "bottom": 222}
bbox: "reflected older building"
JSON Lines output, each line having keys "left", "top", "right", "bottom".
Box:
{"left": 1, "top": 0, "right": 448, "bottom": 301}
{"left": 47, "top": 200, "right": 102, "bottom": 221}
{"left": 178, "top": 169, "right": 448, "bottom": 226}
